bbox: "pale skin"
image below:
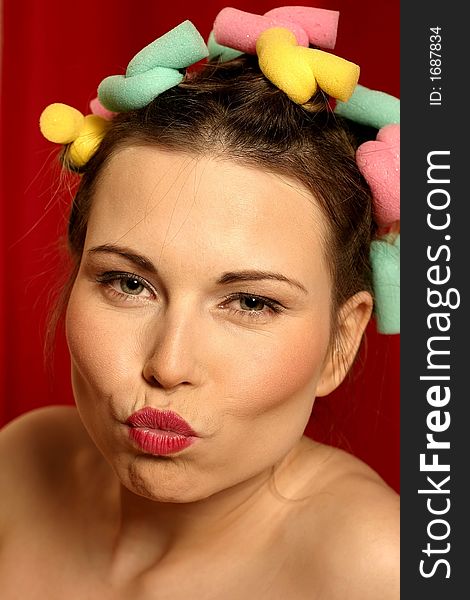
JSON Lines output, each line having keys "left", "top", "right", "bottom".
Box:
{"left": 0, "top": 148, "right": 399, "bottom": 599}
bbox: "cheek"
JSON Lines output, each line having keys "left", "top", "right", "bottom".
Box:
{"left": 199, "top": 320, "right": 331, "bottom": 487}
{"left": 65, "top": 283, "right": 136, "bottom": 397}
{"left": 66, "top": 293, "right": 105, "bottom": 385}
{"left": 221, "top": 320, "right": 330, "bottom": 421}
{"left": 65, "top": 284, "right": 143, "bottom": 458}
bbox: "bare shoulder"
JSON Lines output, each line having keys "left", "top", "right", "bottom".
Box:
{"left": 0, "top": 406, "right": 90, "bottom": 530}
{"left": 293, "top": 440, "right": 399, "bottom": 599}
{"left": 0, "top": 405, "right": 86, "bottom": 461}
{"left": 1, "top": 404, "right": 81, "bottom": 431}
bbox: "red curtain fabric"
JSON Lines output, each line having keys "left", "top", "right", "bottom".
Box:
{"left": 0, "top": 0, "right": 399, "bottom": 490}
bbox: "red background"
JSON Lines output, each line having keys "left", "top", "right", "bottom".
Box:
{"left": 0, "top": 0, "right": 399, "bottom": 491}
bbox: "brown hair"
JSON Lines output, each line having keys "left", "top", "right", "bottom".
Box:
{"left": 48, "top": 55, "right": 376, "bottom": 356}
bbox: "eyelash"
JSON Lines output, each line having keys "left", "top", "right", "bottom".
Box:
{"left": 220, "top": 292, "right": 284, "bottom": 320}
{"left": 95, "top": 271, "right": 285, "bottom": 320}
{"left": 96, "top": 271, "right": 156, "bottom": 302}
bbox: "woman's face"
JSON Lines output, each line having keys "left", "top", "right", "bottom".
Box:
{"left": 66, "top": 147, "right": 337, "bottom": 503}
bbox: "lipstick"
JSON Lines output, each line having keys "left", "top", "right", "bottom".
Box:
{"left": 126, "top": 407, "right": 198, "bottom": 456}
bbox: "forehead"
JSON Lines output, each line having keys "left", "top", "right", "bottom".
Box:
{"left": 86, "top": 147, "right": 330, "bottom": 287}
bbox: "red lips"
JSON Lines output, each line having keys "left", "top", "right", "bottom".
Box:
{"left": 126, "top": 407, "right": 198, "bottom": 456}
{"left": 126, "top": 407, "right": 197, "bottom": 436}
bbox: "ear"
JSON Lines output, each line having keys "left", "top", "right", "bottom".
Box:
{"left": 315, "top": 291, "right": 373, "bottom": 397}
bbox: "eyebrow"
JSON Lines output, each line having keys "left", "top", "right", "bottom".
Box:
{"left": 216, "top": 271, "right": 308, "bottom": 294}
{"left": 88, "top": 244, "right": 158, "bottom": 274}
{"left": 87, "top": 244, "right": 308, "bottom": 294}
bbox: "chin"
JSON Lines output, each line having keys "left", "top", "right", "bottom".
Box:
{"left": 121, "top": 456, "right": 215, "bottom": 503}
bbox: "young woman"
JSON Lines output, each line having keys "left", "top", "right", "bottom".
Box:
{"left": 0, "top": 7, "right": 399, "bottom": 599}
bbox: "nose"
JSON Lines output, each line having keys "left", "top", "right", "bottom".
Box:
{"left": 142, "top": 304, "right": 204, "bottom": 391}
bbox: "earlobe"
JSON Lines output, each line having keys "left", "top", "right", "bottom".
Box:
{"left": 315, "top": 291, "right": 373, "bottom": 397}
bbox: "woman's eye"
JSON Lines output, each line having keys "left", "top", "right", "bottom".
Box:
{"left": 239, "top": 296, "right": 268, "bottom": 311}
{"left": 222, "top": 293, "right": 284, "bottom": 320}
{"left": 116, "top": 277, "right": 147, "bottom": 296}
{"left": 96, "top": 272, "right": 155, "bottom": 301}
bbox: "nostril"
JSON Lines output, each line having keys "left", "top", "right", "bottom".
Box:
{"left": 143, "top": 368, "right": 192, "bottom": 391}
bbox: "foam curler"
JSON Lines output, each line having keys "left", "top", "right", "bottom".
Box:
{"left": 356, "top": 124, "right": 400, "bottom": 227}
{"left": 98, "top": 21, "right": 209, "bottom": 112}
{"left": 213, "top": 6, "right": 339, "bottom": 56}
{"left": 257, "top": 28, "right": 359, "bottom": 104}
{"left": 370, "top": 234, "right": 400, "bottom": 334}
{"left": 90, "top": 97, "right": 117, "bottom": 121}
{"left": 67, "top": 115, "right": 110, "bottom": 168}
{"left": 335, "top": 84, "right": 400, "bottom": 129}
{"left": 39, "top": 103, "right": 85, "bottom": 144}
{"left": 263, "top": 6, "right": 338, "bottom": 49}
